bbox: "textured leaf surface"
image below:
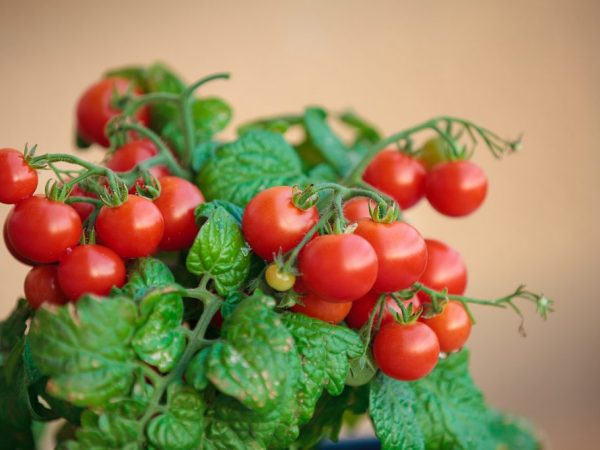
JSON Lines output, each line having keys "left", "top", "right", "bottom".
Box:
{"left": 487, "top": 410, "right": 540, "bottom": 450}
{"left": 186, "top": 206, "right": 251, "bottom": 296}
{"left": 29, "top": 296, "right": 138, "bottom": 407}
{"left": 282, "top": 313, "right": 363, "bottom": 423}
{"left": 119, "top": 257, "right": 176, "bottom": 300}
{"left": 196, "top": 130, "right": 306, "bottom": 206}
{"left": 304, "top": 107, "right": 352, "bottom": 176}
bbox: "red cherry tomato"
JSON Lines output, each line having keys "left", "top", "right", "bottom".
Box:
{"left": 373, "top": 321, "right": 440, "bottom": 381}
{"left": 291, "top": 291, "right": 352, "bottom": 324}
{"left": 96, "top": 195, "right": 164, "bottom": 258}
{"left": 68, "top": 183, "right": 97, "bottom": 222}
{"left": 345, "top": 291, "right": 421, "bottom": 329}
{"left": 24, "top": 265, "right": 68, "bottom": 309}
{"left": 6, "top": 196, "right": 82, "bottom": 263}
{"left": 76, "top": 77, "right": 149, "bottom": 147}
{"left": 0, "top": 148, "right": 38, "bottom": 204}
{"left": 106, "top": 140, "right": 170, "bottom": 191}
{"left": 57, "top": 244, "right": 126, "bottom": 301}
{"left": 425, "top": 160, "right": 488, "bottom": 217}
{"left": 418, "top": 239, "right": 467, "bottom": 303}
{"left": 242, "top": 186, "right": 319, "bottom": 261}
{"left": 154, "top": 176, "right": 204, "bottom": 251}
{"left": 363, "top": 150, "right": 426, "bottom": 210}
{"left": 343, "top": 197, "right": 375, "bottom": 223}
{"left": 3, "top": 221, "right": 35, "bottom": 266}
{"left": 421, "top": 301, "right": 472, "bottom": 353}
{"left": 354, "top": 219, "right": 427, "bottom": 293}
{"left": 298, "top": 233, "right": 378, "bottom": 303}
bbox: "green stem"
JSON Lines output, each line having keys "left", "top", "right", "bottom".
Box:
{"left": 282, "top": 209, "right": 334, "bottom": 272}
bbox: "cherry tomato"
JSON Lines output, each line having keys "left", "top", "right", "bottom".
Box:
{"left": 265, "top": 263, "right": 296, "bottom": 291}
{"left": 24, "top": 265, "right": 68, "bottom": 309}
{"left": 354, "top": 219, "right": 427, "bottom": 293}
{"left": 242, "top": 186, "right": 319, "bottom": 261}
{"left": 363, "top": 150, "right": 426, "bottom": 210}
{"left": 373, "top": 321, "right": 440, "bottom": 381}
{"left": 345, "top": 291, "right": 421, "bottom": 329}
{"left": 106, "top": 140, "right": 170, "bottom": 189}
{"left": 298, "top": 233, "right": 378, "bottom": 303}
{"left": 420, "top": 301, "right": 472, "bottom": 353}
{"left": 418, "top": 137, "right": 451, "bottom": 170}
{"left": 76, "top": 77, "right": 149, "bottom": 147}
{"left": 153, "top": 176, "right": 204, "bottom": 251}
{"left": 68, "top": 183, "right": 97, "bottom": 222}
{"left": 3, "top": 221, "right": 35, "bottom": 266}
{"left": 6, "top": 196, "right": 82, "bottom": 263}
{"left": 343, "top": 197, "right": 375, "bottom": 223}
{"left": 291, "top": 291, "right": 352, "bottom": 324}
{"left": 418, "top": 239, "right": 467, "bottom": 303}
{"left": 96, "top": 195, "right": 164, "bottom": 258}
{"left": 0, "top": 148, "right": 38, "bottom": 204}
{"left": 57, "top": 244, "right": 126, "bottom": 301}
{"left": 425, "top": 161, "right": 488, "bottom": 217}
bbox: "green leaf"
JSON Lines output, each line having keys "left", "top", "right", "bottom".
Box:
{"left": 237, "top": 114, "right": 303, "bottom": 136}
{"left": 282, "top": 313, "right": 363, "bottom": 423}
{"left": 0, "top": 423, "right": 35, "bottom": 449}
{"left": 370, "top": 374, "right": 425, "bottom": 450}
{"left": 119, "top": 257, "right": 176, "bottom": 300}
{"left": 0, "top": 299, "right": 31, "bottom": 358}
{"left": 196, "top": 130, "right": 306, "bottom": 206}
{"left": 303, "top": 107, "right": 353, "bottom": 176}
{"left": 132, "top": 290, "right": 185, "bottom": 372}
{"left": 29, "top": 296, "right": 138, "bottom": 407}
{"left": 487, "top": 410, "right": 540, "bottom": 450}
{"left": 192, "top": 141, "right": 220, "bottom": 172}
{"left": 195, "top": 200, "right": 244, "bottom": 225}
{"left": 185, "top": 348, "right": 209, "bottom": 392}
{"left": 193, "top": 97, "right": 232, "bottom": 139}
{"left": 203, "top": 293, "right": 296, "bottom": 413}
{"left": 339, "top": 111, "right": 382, "bottom": 146}
{"left": 186, "top": 206, "right": 251, "bottom": 296}
{"left": 147, "top": 384, "right": 204, "bottom": 450}
{"left": 0, "top": 339, "right": 32, "bottom": 430}
{"left": 308, "top": 162, "right": 339, "bottom": 183}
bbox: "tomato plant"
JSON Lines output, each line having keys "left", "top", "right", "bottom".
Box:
{"left": 0, "top": 148, "right": 38, "bottom": 204}
{"left": 345, "top": 291, "right": 421, "bottom": 329}
{"left": 291, "top": 291, "right": 352, "bottom": 324}
{"left": 343, "top": 196, "right": 374, "bottom": 222}
{"left": 24, "top": 265, "right": 68, "bottom": 309}
{"left": 418, "top": 238, "right": 467, "bottom": 303}
{"left": 421, "top": 300, "right": 472, "bottom": 353}
{"left": 265, "top": 263, "right": 296, "bottom": 291}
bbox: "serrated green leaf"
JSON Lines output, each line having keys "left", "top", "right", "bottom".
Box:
{"left": 132, "top": 290, "right": 185, "bottom": 372}
{"left": 119, "top": 258, "right": 176, "bottom": 300}
{"left": 193, "top": 97, "right": 232, "bottom": 138}
{"left": 282, "top": 313, "right": 363, "bottom": 423}
{"left": 303, "top": 107, "right": 352, "bottom": 176}
{"left": 29, "top": 296, "right": 138, "bottom": 407}
{"left": 370, "top": 374, "right": 425, "bottom": 450}
{"left": 147, "top": 384, "right": 204, "bottom": 450}
{"left": 195, "top": 200, "right": 244, "bottom": 225}
{"left": 196, "top": 130, "right": 306, "bottom": 206}
{"left": 186, "top": 206, "right": 251, "bottom": 296}
{"left": 487, "top": 410, "right": 540, "bottom": 450}
{"left": 204, "top": 294, "right": 296, "bottom": 413}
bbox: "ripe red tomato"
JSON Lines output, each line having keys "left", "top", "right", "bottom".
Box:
{"left": 106, "top": 140, "right": 169, "bottom": 177}
{"left": 68, "top": 183, "right": 97, "bottom": 222}
{"left": 425, "top": 161, "right": 488, "bottom": 217}
{"left": 298, "top": 233, "right": 378, "bottom": 303}
{"left": 291, "top": 291, "right": 352, "bottom": 324}
{"left": 418, "top": 239, "right": 467, "bottom": 303}
{"left": 363, "top": 150, "right": 426, "bottom": 210}
{"left": 76, "top": 77, "right": 149, "bottom": 147}
{"left": 24, "top": 265, "right": 68, "bottom": 309}
{"left": 345, "top": 291, "right": 421, "bottom": 329}
{"left": 6, "top": 196, "right": 82, "bottom": 263}
{"left": 420, "top": 301, "right": 472, "bottom": 353}
{"left": 96, "top": 195, "right": 164, "bottom": 258}
{"left": 3, "top": 222, "right": 35, "bottom": 266}
{"left": 242, "top": 186, "right": 319, "bottom": 261}
{"left": 154, "top": 176, "right": 204, "bottom": 251}
{"left": 57, "top": 244, "right": 126, "bottom": 301}
{"left": 0, "top": 148, "right": 38, "bottom": 204}
{"left": 343, "top": 197, "right": 375, "bottom": 223}
{"left": 373, "top": 321, "right": 440, "bottom": 381}
{"left": 354, "top": 219, "right": 427, "bottom": 293}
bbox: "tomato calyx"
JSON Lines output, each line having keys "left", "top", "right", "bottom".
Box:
{"left": 291, "top": 185, "right": 319, "bottom": 210}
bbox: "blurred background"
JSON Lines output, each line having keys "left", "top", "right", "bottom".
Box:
{"left": 1, "top": 0, "right": 598, "bottom": 448}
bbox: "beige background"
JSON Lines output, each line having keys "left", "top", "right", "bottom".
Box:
{"left": 1, "top": 0, "right": 599, "bottom": 448}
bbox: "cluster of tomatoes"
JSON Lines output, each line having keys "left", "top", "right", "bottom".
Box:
{"left": 242, "top": 184, "right": 473, "bottom": 381}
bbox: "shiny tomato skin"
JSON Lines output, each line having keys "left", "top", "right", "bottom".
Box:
{"left": 242, "top": 186, "right": 319, "bottom": 261}
{"left": 373, "top": 321, "right": 440, "bottom": 381}
{"left": 154, "top": 176, "right": 204, "bottom": 251}
{"left": 363, "top": 150, "right": 426, "bottom": 210}
{"left": 96, "top": 195, "right": 164, "bottom": 258}
{"left": 6, "top": 196, "right": 82, "bottom": 263}
{"left": 57, "top": 245, "right": 126, "bottom": 301}
{"left": 345, "top": 291, "right": 421, "bottom": 329}
{"left": 421, "top": 301, "right": 472, "bottom": 353}
{"left": 354, "top": 219, "right": 427, "bottom": 293}
{"left": 24, "top": 265, "right": 68, "bottom": 309}
{"left": 425, "top": 161, "right": 488, "bottom": 217}
{"left": 76, "top": 77, "right": 149, "bottom": 147}
{"left": 418, "top": 239, "right": 467, "bottom": 303}
{"left": 298, "top": 233, "right": 378, "bottom": 303}
{"left": 0, "top": 148, "right": 38, "bottom": 204}
{"left": 291, "top": 292, "right": 352, "bottom": 324}
{"left": 343, "top": 197, "right": 375, "bottom": 223}
{"left": 3, "top": 221, "right": 35, "bottom": 266}
{"left": 106, "top": 140, "right": 169, "bottom": 177}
